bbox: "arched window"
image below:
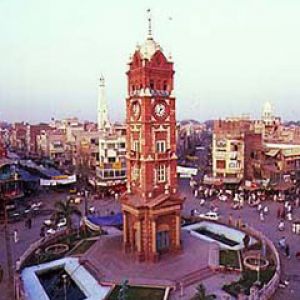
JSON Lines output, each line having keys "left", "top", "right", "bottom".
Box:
{"left": 163, "top": 81, "right": 168, "bottom": 91}
{"left": 150, "top": 80, "right": 154, "bottom": 90}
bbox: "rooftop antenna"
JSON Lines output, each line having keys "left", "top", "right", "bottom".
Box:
{"left": 147, "top": 8, "right": 152, "bottom": 39}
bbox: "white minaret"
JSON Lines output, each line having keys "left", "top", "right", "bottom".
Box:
{"left": 97, "top": 75, "right": 111, "bottom": 131}
{"left": 262, "top": 101, "right": 274, "bottom": 126}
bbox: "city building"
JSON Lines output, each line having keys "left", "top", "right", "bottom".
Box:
{"left": 94, "top": 77, "right": 127, "bottom": 191}
{"left": 212, "top": 118, "right": 252, "bottom": 184}
{"left": 10, "top": 122, "right": 27, "bottom": 153}
{"left": 36, "top": 129, "right": 66, "bottom": 162}
{"left": 211, "top": 102, "right": 300, "bottom": 186}
{"left": 120, "top": 17, "right": 184, "bottom": 262}
{"left": 26, "top": 124, "right": 51, "bottom": 156}
{"left": 0, "top": 137, "right": 23, "bottom": 218}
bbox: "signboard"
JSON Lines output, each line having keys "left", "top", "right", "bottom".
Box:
{"left": 177, "top": 166, "right": 198, "bottom": 178}
{"left": 40, "top": 175, "right": 76, "bottom": 186}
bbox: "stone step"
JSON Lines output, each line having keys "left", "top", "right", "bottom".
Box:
{"left": 79, "top": 258, "right": 105, "bottom": 281}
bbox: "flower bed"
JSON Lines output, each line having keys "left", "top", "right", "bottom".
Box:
{"left": 21, "top": 228, "right": 101, "bottom": 269}
{"left": 219, "top": 250, "right": 241, "bottom": 270}
{"left": 223, "top": 263, "right": 276, "bottom": 297}
{"left": 106, "top": 285, "right": 167, "bottom": 300}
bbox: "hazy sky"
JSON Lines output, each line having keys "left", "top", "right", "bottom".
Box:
{"left": 1, "top": 0, "right": 300, "bottom": 124}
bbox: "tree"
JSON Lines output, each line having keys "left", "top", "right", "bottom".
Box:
{"left": 54, "top": 198, "right": 82, "bottom": 233}
{"left": 191, "top": 283, "right": 216, "bottom": 300}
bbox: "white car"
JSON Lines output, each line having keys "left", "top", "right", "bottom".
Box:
{"left": 219, "top": 194, "right": 228, "bottom": 202}
{"left": 198, "top": 211, "right": 220, "bottom": 221}
{"left": 56, "top": 218, "right": 67, "bottom": 230}
{"left": 46, "top": 228, "right": 56, "bottom": 235}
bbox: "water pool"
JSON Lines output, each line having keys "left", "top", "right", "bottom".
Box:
{"left": 184, "top": 221, "right": 256, "bottom": 250}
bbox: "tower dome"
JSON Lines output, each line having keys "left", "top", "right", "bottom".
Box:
{"left": 139, "top": 37, "right": 162, "bottom": 60}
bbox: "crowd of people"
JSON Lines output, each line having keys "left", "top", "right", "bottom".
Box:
{"left": 189, "top": 177, "right": 300, "bottom": 257}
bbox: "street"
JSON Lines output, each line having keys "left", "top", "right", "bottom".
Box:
{"left": 0, "top": 180, "right": 299, "bottom": 299}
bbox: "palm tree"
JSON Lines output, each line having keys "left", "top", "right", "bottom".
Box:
{"left": 191, "top": 283, "right": 216, "bottom": 300}
{"left": 54, "top": 198, "right": 82, "bottom": 233}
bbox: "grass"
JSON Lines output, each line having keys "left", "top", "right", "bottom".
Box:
{"left": 223, "top": 266, "right": 276, "bottom": 297}
{"left": 106, "top": 285, "right": 166, "bottom": 300}
{"left": 21, "top": 228, "right": 102, "bottom": 269}
{"left": 220, "top": 250, "right": 240, "bottom": 269}
{"left": 68, "top": 239, "right": 97, "bottom": 255}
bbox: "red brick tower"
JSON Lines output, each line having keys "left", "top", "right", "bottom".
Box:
{"left": 121, "top": 13, "right": 184, "bottom": 262}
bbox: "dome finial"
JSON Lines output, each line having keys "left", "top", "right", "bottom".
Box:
{"left": 147, "top": 8, "right": 152, "bottom": 39}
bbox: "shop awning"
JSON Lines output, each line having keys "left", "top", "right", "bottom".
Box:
{"left": 87, "top": 213, "right": 123, "bottom": 226}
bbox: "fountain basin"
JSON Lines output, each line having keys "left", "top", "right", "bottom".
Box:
{"left": 243, "top": 255, "right": 269, "bottom": 271}
{"left": 21, "top": 257, "right": 111, "bottom": 300}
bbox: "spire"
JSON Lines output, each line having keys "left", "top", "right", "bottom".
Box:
{"left": 97, "top": 75, "right": 111, "bottom": 132}
{"left": 99, "top": 74, "right": 105, "bottom": 87}
{"left": 147, "top": 8, "right": 152, "bottom": 39}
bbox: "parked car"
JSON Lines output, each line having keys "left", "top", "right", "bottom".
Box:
{"left": 219, "top": 194, "right": 228, "bottom": 202}
{"left": 56, "top": 218, "right": 67, "bottom": 230}
{"left": 198, "top": 211, "right": 220, "bottom": 221}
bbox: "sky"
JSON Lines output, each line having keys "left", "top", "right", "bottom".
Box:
{"left": 1, "top": 0, "right": 300, "bottom": 124}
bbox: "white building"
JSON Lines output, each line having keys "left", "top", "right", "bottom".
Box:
{"left": 94, "top": 77, "right": 127, "bottom": 189}
{"left": 262, "top": 101, "right": 275, "bottom": 126}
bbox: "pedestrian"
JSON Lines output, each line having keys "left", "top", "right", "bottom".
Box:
{"left": 259, "top": 211, "right": 264, "bottom": 221}
{"left": 277, "top": 207, "right": 281, "bottom": 219}
{"left": 263, "top": 206, "right": 269, "bottom": 214}
{"left": 296, "top": 197, "right": 300, "bottom": 208}
{"left": 16, "top": 258, "right": 21, "bottom": 272}
{"left": 285, "top": 244, "right": 290, "bottom": 258}
{"left": 287, "top": 212, "right": 292, "bottom": 221}
{"left": 278, "top": 220, "right": 285, "bottom": 231}
{"left": 228, "top": 214, "right": 233, "bottom": 225}
{"left": 14, "top": 229, "right": 19, "bottom": 243}
{"left": 40, "top": 226, "right": 45, "bottom": 238}
{"left": 194, "top": 189, "right": 198, "bottom": 198}
{"left": 257, "top": 203, "right": 262, "bottom": 212}
{"left": 28, "top": 218, "right": 32, "bottom": 229}
{"left": 279, "top": 236, "right": 286, "bottom": 249}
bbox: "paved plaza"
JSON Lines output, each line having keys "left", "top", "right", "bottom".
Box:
{"left": 0, "top": 179, "right": 300, "bottom": 299}
{"left": 81, "top": 231, "right": 211, "bottom": 286}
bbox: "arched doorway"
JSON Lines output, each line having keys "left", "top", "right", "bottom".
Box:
{"left": 156, "top": 224, "right": 170, "bottom": 254}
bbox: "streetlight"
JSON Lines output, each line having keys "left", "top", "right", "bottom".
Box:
{"left": 256, "top": 253, "right": 261, "bottom": 286}
{"left": 62, "top": 273, "right": 67, "bottom": 300}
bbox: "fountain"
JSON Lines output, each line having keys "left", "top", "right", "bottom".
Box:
{"left": 243, "top": 255, "right": 269, "bottom": 271}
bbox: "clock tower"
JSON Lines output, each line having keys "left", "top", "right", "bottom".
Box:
{"left": 121, "top": 12, "right": 184, "bottom": 262}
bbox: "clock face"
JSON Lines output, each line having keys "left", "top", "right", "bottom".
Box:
{"left": 154, "top": 102, "right": 167, "bottom": 119}
{"left": 131, "top": 101, "right": 141, "bottom": 120}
